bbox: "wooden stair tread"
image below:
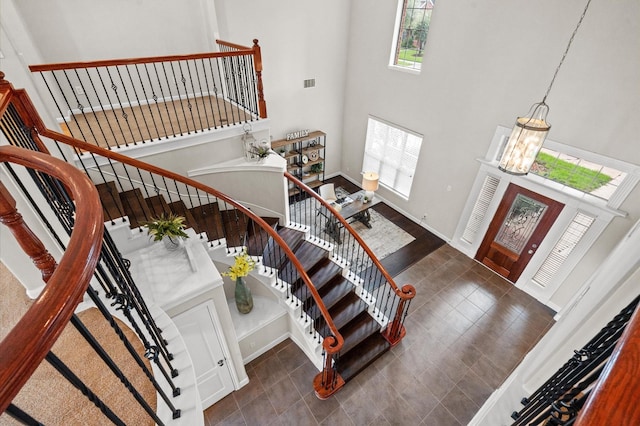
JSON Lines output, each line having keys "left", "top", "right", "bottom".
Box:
{"left": 279, "top": 241, "right": 328, "bottom": 283}
{"left": 95, "top": 181, "right": 124, "bottom": 222}
{"left": 168, "top": 200, "right": 197, "bottom": 231}
{"left": 246, "top": 217, "right": 279, "bottom": 256}
{"left": 146, "top": 194, "right": 170, "bottom": 218}
{"left": 292, "top": 258, "right": 341, "bottom": 295}
{"left": 336, "top": 333, "right": 390, "bottom": 382}
{"left": 190, "top": 203, "right": 224, "bottom": 240}
{"left": 261, "top": 227, "right": 306, "bottom": 270}
{"left": 324, "top": 292, "right": 368, "bottom": 332}
{"left": 119, "top": 188, "right": 153, "bottom": 228}
{"left": 338, "top": 311, "right": 382, "bottom": 355}
{"left": 308, "top": 280, "right": 354, "bottom": 322}
{"left": 220, "top": 209, "right": 249, "bottom": 247}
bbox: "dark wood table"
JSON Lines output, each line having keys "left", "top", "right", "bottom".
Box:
{"left": 324, "top": 191, "right": 381, "bottom": 244}
{"left": 336, "top": 190, "right": 381, "bottom": 228}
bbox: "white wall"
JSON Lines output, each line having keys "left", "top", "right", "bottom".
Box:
{"left": 342, "top": 0, "right": 640, "bottom": 238}
{"left": 342, "top": 0, "right": 640, "bottom": 310}
{"left": 213, "top": 0, "right": 350, "bottom": 178}
{"left": 11, "top": 0, "right": 219, "bottom": 61}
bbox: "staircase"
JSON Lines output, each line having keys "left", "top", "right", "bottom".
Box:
{"left": 96, "top": 181, "right": 392, "bottom": 387}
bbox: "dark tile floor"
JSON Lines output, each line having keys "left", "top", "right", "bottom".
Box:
{"left": 204, "top": 244, "right": 555, "bottom": 425}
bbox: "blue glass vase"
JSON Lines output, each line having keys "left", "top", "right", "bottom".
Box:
{"left": 235, "top": 277, "right": 253, "bottom": 314}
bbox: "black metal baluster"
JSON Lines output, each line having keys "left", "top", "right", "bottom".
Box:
{"left": 146, "top": 63, "right": 172, "bottom": 138}
{"left": 74, "top": 68, "right": 111, "bottom": 148}
{"left": 45, "top": 352, "right": 126, "bottom": 426}
{"left": 104, "top": 67, "right": 138, "bottom": 146}
{"left": 84, "top": 67, "right": 119, "bottom": 150}
{"left": 95, "top": 67, "right": 129, "bottom": 148}
{"left": 123, "top": 64, "right": 153, "bottom": 143}
{"left": 70, "top": 314, "right": 168, "bottom": 425}
{"left": 158, "top": 62, "right": 184, "bottom": 136}
{"left": 5, "top": 404, "right": 44, "bottom": 426}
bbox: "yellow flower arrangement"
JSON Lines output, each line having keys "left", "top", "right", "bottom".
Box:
{"left": 222, "top": 250, "right": 256, "bottom": 281}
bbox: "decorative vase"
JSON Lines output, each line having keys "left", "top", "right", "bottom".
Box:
{"left": 235, "top": 277, "right": 253, "bottom": 314}
{"left": 163, "top": 236, "right": 183, "bottom": 251}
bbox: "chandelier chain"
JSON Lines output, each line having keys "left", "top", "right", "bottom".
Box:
{"left": 542, "top": 0, "right": 593, "bottom": 103}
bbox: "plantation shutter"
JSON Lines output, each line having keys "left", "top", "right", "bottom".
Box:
{"left": 533, "top": 212, "right": 596, "bottom": 287}
{"left": 462, "top": 175, "right": 500, "bottom": 244}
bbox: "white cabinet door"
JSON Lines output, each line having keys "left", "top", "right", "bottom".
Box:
{"left": 172, "top": 301, "right": 235, "bottom": 409}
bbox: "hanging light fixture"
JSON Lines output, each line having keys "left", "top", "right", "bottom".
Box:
{"left": 499, "top": 0, "right": 593, "bottom": 175}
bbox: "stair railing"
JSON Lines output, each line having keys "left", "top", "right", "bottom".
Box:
{"left": 1, "top": 71, "right": 346, "bottom": 400}
{"left": 575, "top": 297, "right": 640, "bottom": 425}
{"left": 29, "top": 39, "right": 266, "bottom": 150}
{"left": 0, "top": 145, "right": 102, "bottom": 417}
{"left": 510, "top": 294, "right": 640, "bottom": 425}
{"left": 286, "top": 174, "right": 416, "bottom": 396}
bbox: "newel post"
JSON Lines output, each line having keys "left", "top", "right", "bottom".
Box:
{"left": 313, "top": 335, "right": 345, "bottom": 399}
{"left": 252, "top": 39, "right": 267, "bottom": 118}
{"left": 0, "top": 181, "right": 57, "bottom": 282}
{"left": 382, "top": 284, "right": 416, "bottom": 346}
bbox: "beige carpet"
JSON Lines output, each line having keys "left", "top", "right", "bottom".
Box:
{"left": 0, "top": 262, "right": 155, "bottom": 426}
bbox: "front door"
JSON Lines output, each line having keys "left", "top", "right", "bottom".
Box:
{"left": 475, "top": 183, "right": 564, "bottom": 282}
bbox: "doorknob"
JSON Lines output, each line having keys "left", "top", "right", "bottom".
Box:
{"left": 531, "top": 243, "right": 538, "bottom": 249}
{"left": 217, "top": 359, "right": 225, "bottom": 367}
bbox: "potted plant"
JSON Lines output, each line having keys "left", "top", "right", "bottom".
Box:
{"left": 222, "top": 249, "right": 256, "bottom": 314}
{"left": 142, "top": 213, "right": 189, "bottom": 251}
{"left": 278, "top": 148, "right": 286, "bottom": 157}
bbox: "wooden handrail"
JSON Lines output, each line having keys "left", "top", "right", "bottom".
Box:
{"left": 29, "top": 49, "right": 254, "bottom": 73}
{"left": 0, "top": 145, "right": 104, "bottom": 414}
{"left": 215, "top": 40, "right": 253, "bottom": 51}
{"left": 575, "top": 303, "right": 640, "bottom": 425}
{"left": 284, "top": 172, "right": 416, "bottom": 304}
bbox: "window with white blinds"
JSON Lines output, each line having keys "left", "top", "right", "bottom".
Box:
{"left": 362, "top": 117, "right": 423, "bottom": 199}
{"left": 533, "top": 212, "right": 596, "bottom": 288}
{"left": 462, "top": 175, "right": 500, "bottom": 244}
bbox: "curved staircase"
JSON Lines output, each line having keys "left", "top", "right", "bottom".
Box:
{"left": 96, "top": 180, "right": 394, "bottom": 387}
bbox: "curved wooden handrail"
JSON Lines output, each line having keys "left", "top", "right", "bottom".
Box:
{"left": 284, "top": 172, "right": 416, "bottom": 303}
{"left": 0, "top": 145, "right": 104, "bottom": 414}
{"left": 575, "top": 303, "right": 640, "bottom": 425}
{"left": 34, "top": 126, "right": 343, "bottom": 350}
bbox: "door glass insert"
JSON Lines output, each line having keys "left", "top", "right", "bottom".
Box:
{"left": 494, "top": 194, "right": 548, "bottom": 254}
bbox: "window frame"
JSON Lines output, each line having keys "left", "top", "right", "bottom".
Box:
{"left": 389, "top": 0, "right": 436, "bottom": 73}
{"left": 362, "top": 116, "right": 423, "bottom": 200}
{"left": 488, "top": 126, "right": 640, "bottom": 210}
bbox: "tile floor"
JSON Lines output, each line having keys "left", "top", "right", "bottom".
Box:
{"left": 204, "top": 244, "right": 555, "bottom": 425}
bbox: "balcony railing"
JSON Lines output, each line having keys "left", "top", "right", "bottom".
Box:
{"left": 29, "top": 39, "right": 266, "bottom": 150}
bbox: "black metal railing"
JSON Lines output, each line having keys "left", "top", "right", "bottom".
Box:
{"left": 511, "top": 294, "right": 640, "bottom": 425}
{"left": 286, "top": 174, "right": 415, "bottom": 346}
{"left": 1, "top": 109, "right": 182, "bottom": 424}
{"left": 29, "top": 39, "right": 266, "bottom": 150}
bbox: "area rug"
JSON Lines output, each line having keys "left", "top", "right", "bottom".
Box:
{"left": 290, "top": 187, "right": 415, "bottom": 264}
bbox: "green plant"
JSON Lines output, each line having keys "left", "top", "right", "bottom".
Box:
{"left": 251, "top": 146, "right": 272, "bottom": 159}
{"left": 142, "top": 213, "right": 189, "bottom": 241}
{"left": 310, "top": 163, "right": 323, "bottom": 174}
